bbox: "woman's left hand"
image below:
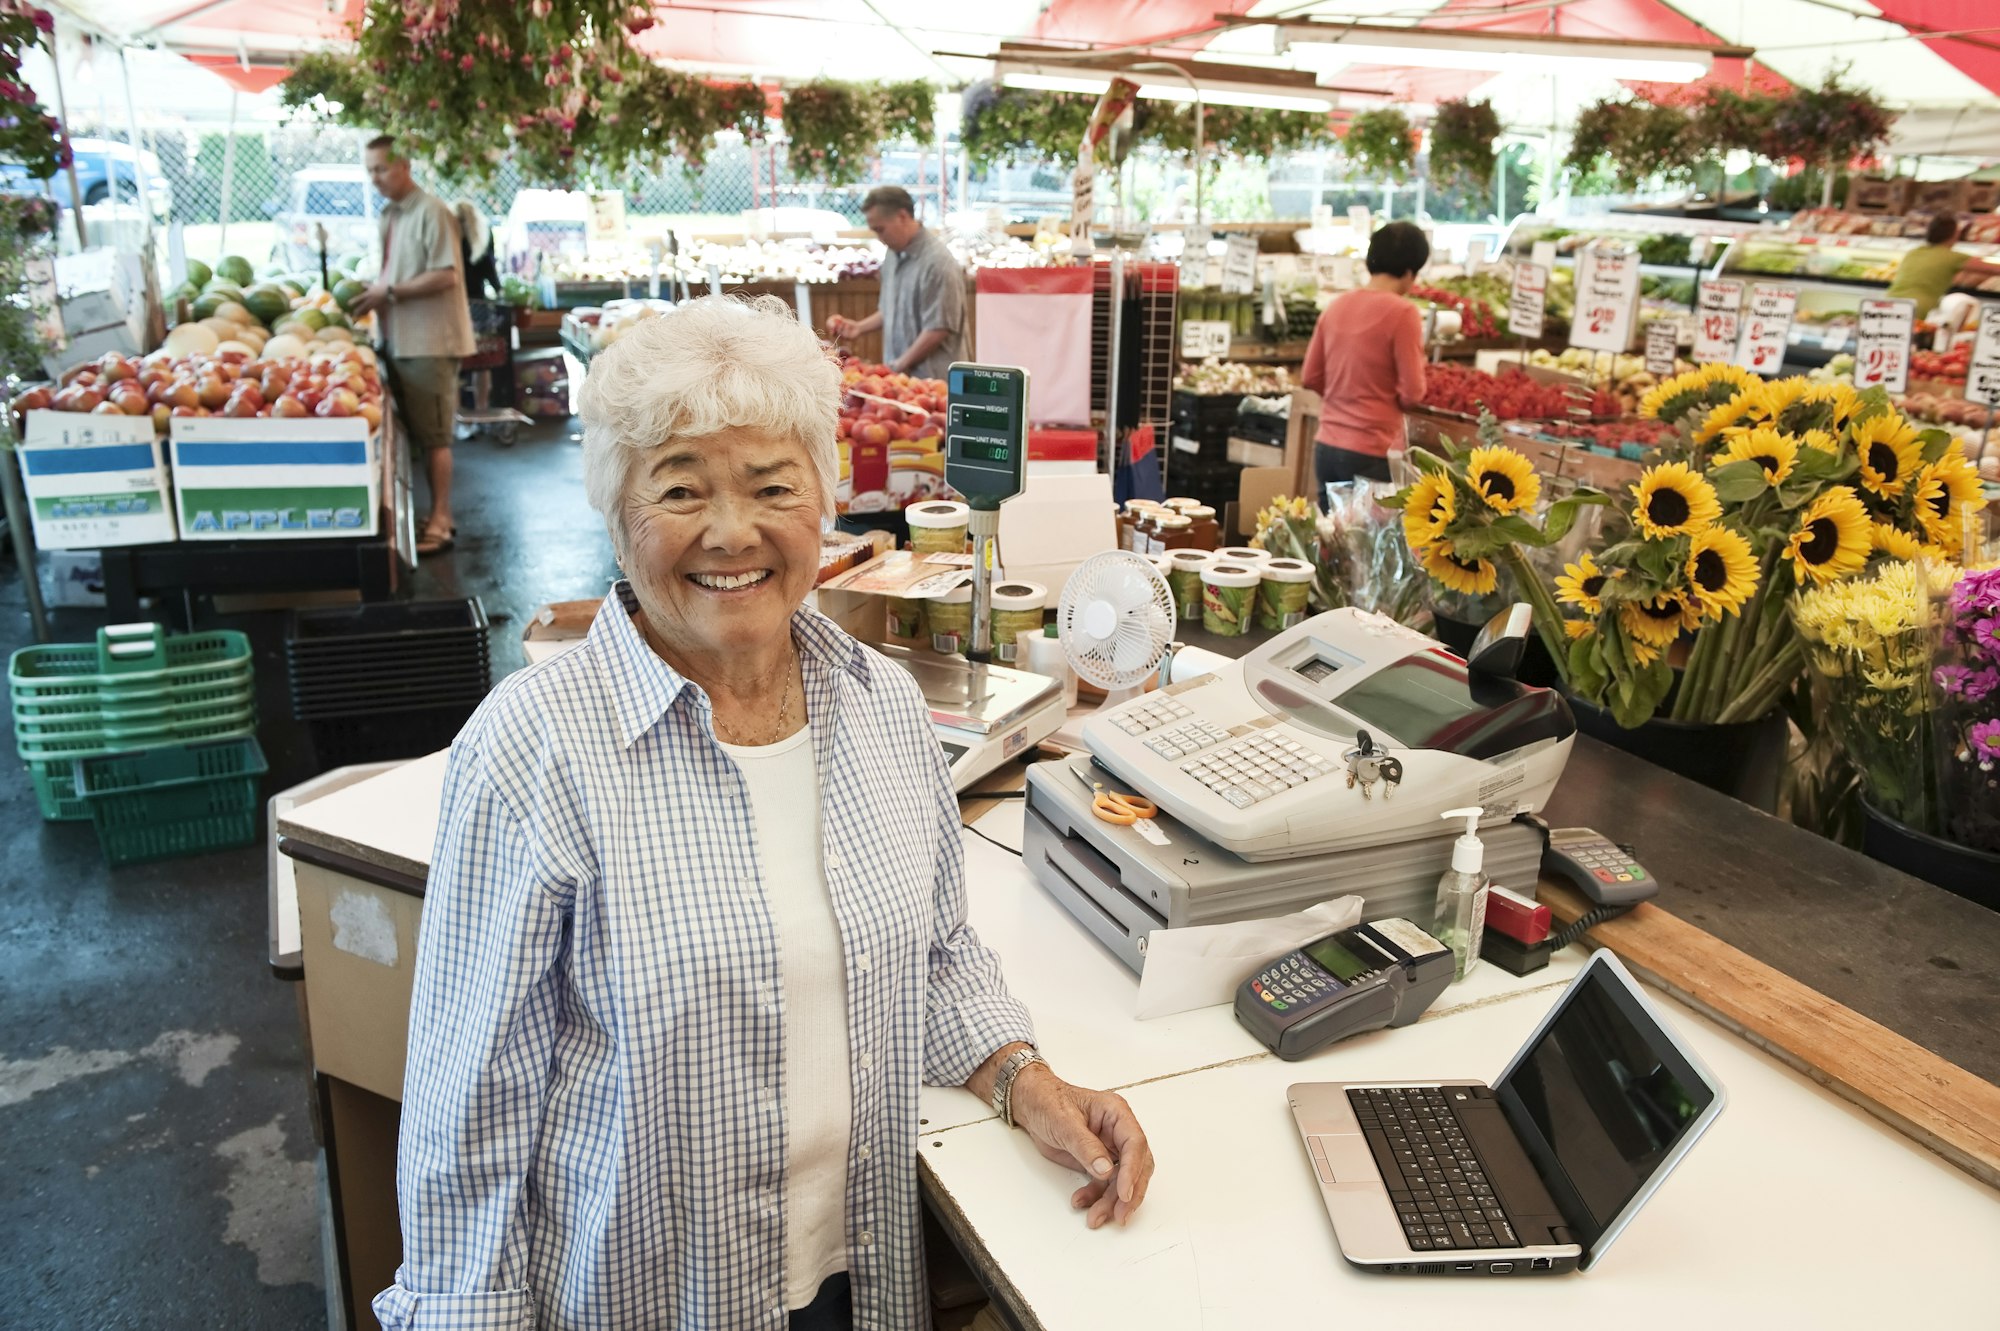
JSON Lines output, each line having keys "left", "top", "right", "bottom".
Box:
{"left": 1009, "top": 1067, "right": 1155, "bottom": 1229}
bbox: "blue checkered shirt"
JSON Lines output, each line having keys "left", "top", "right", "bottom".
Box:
{"left": 374, "top": 586, "right": 1035, "bottom": 1330}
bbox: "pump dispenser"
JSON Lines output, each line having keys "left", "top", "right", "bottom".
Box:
{"left": 1432, "top": 806, "right": 1491, "bottom": 981}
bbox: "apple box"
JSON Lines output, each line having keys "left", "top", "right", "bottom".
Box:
{"left": 170, "top": 416, "right": 378, "bottom": 541}
{"left": 19, "top": 410, "right": 177, "bottom": 549}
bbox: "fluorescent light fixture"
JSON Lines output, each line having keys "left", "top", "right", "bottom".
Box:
{"left": 1276, "top": 22, "right": 1722, "bottom": 85}
{"left": 1000, "top": 70, "right": 1333, "bottom": 112}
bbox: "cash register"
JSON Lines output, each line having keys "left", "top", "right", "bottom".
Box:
{"left": 1024, "top": 607, "right": 1576, "bottom": 972}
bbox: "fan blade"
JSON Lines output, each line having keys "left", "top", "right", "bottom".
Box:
{"left": 1110, "top": 616, "right": 1167, "bottom": 672}
{"left": 1103, "top": 568, "right": 1155, "bottom": 615}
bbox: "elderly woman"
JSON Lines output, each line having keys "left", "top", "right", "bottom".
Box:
{"left": 376, "top": 296, "right": 1152, "bottom": 1331}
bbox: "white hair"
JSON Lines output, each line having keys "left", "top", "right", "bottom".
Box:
{"left": 578, "top": 295, "right": 841, "bottom": 548}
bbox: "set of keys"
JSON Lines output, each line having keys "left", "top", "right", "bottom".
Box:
{"left": 1342, "top": 729, "right": 1403, "bottom": 801}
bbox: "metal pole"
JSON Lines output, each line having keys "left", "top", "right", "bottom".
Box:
{"left": 92, "top": 41, "right": 120, "bottom": 235}
{"left": 1104, "top": 252, "right": 1125, "bottom": 475}
{"left": 117, "top": 46, "right": 154, "bottom": 240}
{"left": 46, "top": 25, "right": 88, "bottom": 248}
{"left": 217, "top": 89, "right": 239, "bottom": 254}
{"left": 1126, "top": 62, "right": 1205, "bottom": 227}
{"left": 1, "top": 391, "right": 51, "bottom": 643}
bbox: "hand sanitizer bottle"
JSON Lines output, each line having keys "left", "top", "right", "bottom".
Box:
{"left": 1432, "top": 806, "right": 1490, "bottom": 982}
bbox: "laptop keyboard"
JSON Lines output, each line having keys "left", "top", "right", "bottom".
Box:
{"left": 1347, "top": 1088, "right": 1522, "bottom": 1252}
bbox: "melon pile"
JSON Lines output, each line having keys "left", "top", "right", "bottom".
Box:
{"left": 163, "top": 254, "right": 371, "bottom": 366}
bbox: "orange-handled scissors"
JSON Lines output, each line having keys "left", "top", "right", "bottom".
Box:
{"left": 1092, "top": 782, "right": 1159, "bottom": 826}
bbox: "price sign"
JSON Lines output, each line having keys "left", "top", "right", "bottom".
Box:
{"left": 1180, "top": 320, "right": 1233, "bottom": 359}
{"left": 1693, "top": 279, "right": 1743, "bottom": 364}
{"left": 1313, "top": 254, "right": 1355, "bottom": 290}
{"left": 585, "top": 190, "right": 627, "bottom": 252}
{"left": 1645, "top": 320, "right": 1679, "bottom": 377}
{"left": 1734, "top": 283, "right": 1798, "bottom": 373}
{"left": 1347, "top": 205, "right": 1372, "bottom": 237}
{"left": 1568, "top": 244, "right": 1641, "bottom": 353}
{"left": 1179, "top": 224, "right": 1211, "bottom": 289}
{"left": 1967, "top": 303, "right": 2000, "bottom": 407}
{"left": 1851, "top": 297, "right": 1915, "bottom": 393}
{"left": 1220, "top": 235, "right": 1259, "bottom": 295}
{"left": 1070, "top": 161, "right": 1095, "bottom": 243}
{"left": 1508, "top": 262, "right": 1547, "bottom": 339}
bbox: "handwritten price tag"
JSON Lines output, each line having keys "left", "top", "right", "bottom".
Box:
{"left": 1567, "top": 244, "right": 1640, "bottom": 353}
{"left": 1070, "top": 161, "right": 1095, "bottom": 243}
{"left": 1508, "top": 262, "right": 1547, "bottom": 339}
{"left": 1180, "top": 320, "right": 1233, "bottom": 359}
{"left": 1645, "top": 320, "right": 1678, "bottom": 377}
{"left": 1734, "top": 283, "right": 1798, "bottom": 373}
{"left": 1693, "top": 280, "right": 1743, "bottom": 364}
{"left": 1220, "top": 235, "right": 1259, "bottom": 295}
{"left": 1851, "top": 297, "right": 1915, "bottom": 393}
{"left": 1968, "top": 303, "right": 2000, "bottom": 407}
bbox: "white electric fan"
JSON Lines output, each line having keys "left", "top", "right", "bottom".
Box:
{"left": 1049, "top": 550, "right": 1179, "bottom": 748}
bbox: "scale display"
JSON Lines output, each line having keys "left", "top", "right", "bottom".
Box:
{"left": 945, "top": 363, "right": 1028, "bottom": 504}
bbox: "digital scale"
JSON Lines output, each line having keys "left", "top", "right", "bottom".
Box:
{"left": 899, "top": 363, "right": 1066, "bottom": 791}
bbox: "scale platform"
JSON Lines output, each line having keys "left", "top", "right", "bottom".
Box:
{"left": 875, "top": 643, "right": 1068, "bottom": 790}
{"left": 1023, "top": 753, "right": 1549, "bottom": 973}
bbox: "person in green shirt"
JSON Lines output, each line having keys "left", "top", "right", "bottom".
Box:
{"left": 1887, "top": 215, "right": 1984, "bottom": 318}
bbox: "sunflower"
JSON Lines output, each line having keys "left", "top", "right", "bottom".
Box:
{"left": 1695, "top": 389, "right": 1761, "bottom": 445}
{"left": 1712, "top": 427, "right": 1799, "bottom": 486}
{"left": 1630, "top": 462, "right": 1721, "bottom": 538}
{"left": 1563, "top": 619, "right": 1595, "bottom": 640}
{"left": 1465, "top": 446, "right": 1540, "bottom": 515}
{"left": 1851, "top": 414, "right": 1923, "bottom": 499}
{"left": 1636, "top": 371, "right": 1701, "bottom": 423}
{"left": 1911, "top": 450, "right": 1985, "bottom": 548}
{"left": 1684, "top": 525, "right": 1760, "bottom": 619}
{"left": 1871, "top": 522, "right": 1923, "bottom": 561}
{"left": 1421, "top": 542, "right": 1498, "bottom": 596}
{"left": 1787, "top": 486, "right": 1873, "bottom": 586}
{"left": 1619, "top": 594, "right": 1695, "bottom": 648}
{"left": 1799, "top": 428, "right": 1839, "bottom": 456}
{"left": 1698, "top": 362, "right": 1756, "bottom": 398}
{"left": 1629, "top": 637, "right": 1663, "bottom": 668}
{"left": 1803, "top": 381, "right": 1862, "bottom": 430}
{"left": 1555, "top": 553, "right": 1612, "bottom": 614}
{"left": 1401, "top": 472, "right": 1456, "bottom": 549}
{"left": 1749, "top": 377, "right": 1808, "bottom": 424}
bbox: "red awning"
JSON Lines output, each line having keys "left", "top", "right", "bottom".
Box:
{"left": 182, "top": 55, "right": 292, "bottom": 96}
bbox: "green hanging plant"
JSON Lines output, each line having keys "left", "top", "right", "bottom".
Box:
{"left": 1343, "top": 108, "right": 1415, "bottom": 181}
{"left": 1766, "top": 71, "right": 1895, "bottom": 170}
{"left": 1428, "top": 98, "right": 1501, "bottom": 191}
{"left": 782, "top": 80, "right": 881, "bottom": 187}
{"left": 880, "top": 80, "right": 937, "bottom": 144}
{"left": 959, "top": 81, "right": 1097, "bottom": 168}
{"left": 1565, "top": 97, "right": 1697, "bottom": 189}
{"left": 601, "top": 67, "right": 765, "bottom": 171}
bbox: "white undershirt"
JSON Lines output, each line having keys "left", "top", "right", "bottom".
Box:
{"left": 717, "top": 724, "right": 853, "bottom": 1308}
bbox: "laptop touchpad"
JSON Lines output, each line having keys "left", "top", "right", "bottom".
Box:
{"left": 1307, "top": 1134, "right": 1378, "bottom": 1185}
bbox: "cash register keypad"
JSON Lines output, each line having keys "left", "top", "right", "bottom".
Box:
{"left": 1179, "top": 732, "right": 1337, "bottom": 808}
{"left": 1113, "top": 697, "right": 1193, "bottom": 735}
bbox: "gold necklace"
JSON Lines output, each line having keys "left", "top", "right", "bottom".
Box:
{"left": 722, "top": 651, "right": 799, "bottom": 746}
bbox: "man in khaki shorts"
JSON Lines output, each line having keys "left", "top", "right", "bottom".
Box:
{"left": 351, "top": 134, "right": 475, "bottom": 557}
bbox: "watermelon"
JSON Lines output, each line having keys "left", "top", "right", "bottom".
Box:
{"left": 291, "top": 307, "right": 329, "bottom": 332}
{"left": 184, "top": 258, "right": 213, "bottom": 290}
{"left": 331, "top": 278, "right": 369, "bottom": 313}
{"left": 191, "top": 291, "right": 228, "bottom": 320}
{"left": 278, "top": 279, "right": 306, "bottom": 300}
{"left": 215, "top": 254, "right": 255, "bottom": 287}
{"left": 165, "top": 282, "right": 197, "bottom": 306}
{"left": 321, "top": 308, "right": 352, "bottom": 330}
{"left": 201, "top": 281, "right": 245, "bottom": 307}
{"left": 242, "top": 284, "right": 291, "bottom": 327}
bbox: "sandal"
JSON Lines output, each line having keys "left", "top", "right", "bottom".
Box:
{"left": 416, "top": 526, "right": 457, "bottom": 558}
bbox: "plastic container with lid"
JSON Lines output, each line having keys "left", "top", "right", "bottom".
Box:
{"left": 907, "top": 500, "right": 970, "bottom": 556}
{"left": 1255, "top": 558, "right": 1316, "bottom": 632}
{"left": 1162, "top": 549, "right": 1213, "bottom": 622}
{"left": 989, "top": 581, "right": 1047, "bottom": 663}
{"left": 1180, "top": 504, "right": 1220, "bottom": 549}
{"left": 1215, "top": 545, "right": 1269, "bottom": 567}
{"left": 925, "top": 583, "right": 980, "bottom": 655}
{"left": 1150, "top": 512, "right": 1196, "bottom": 554}
{"left": 885, "top": 592, "right": 927, "bottom": 642}
{"left": 1200, "top": 562, "right": 1263, "bottom": 637}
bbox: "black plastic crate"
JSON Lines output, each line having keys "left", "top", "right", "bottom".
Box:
{"left": 1172, "top": 390, "right": 1245, "bottom": 432}
{"left": 287, "top": 598, "right": 490, "bottom": 653}
{"left": 307, "top": 700, "right": 482, "bottom": 769}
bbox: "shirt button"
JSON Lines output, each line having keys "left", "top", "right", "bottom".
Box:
{"left": 857, "top": 1143, "right": 872, "bottom": 1161}
{"left": 855, "top": 952, "right": 872, "bottom": 973}
{"left": 759, "top": 985, "right": 774, "bottom": 1006}
{"left": 827, "top": 851, "right": 844, "bottom": 870}
{"left": 859, "top": 1051, "right": 874, "bottom": 1072}
{"left": 858, "top": 1230, "right": 874, "bottom": 1247}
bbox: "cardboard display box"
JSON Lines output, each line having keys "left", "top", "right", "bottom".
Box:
{"left": 19, "top": 410, "right": 177, "bottom": 549}
{"left": 170, "top": 416, "right": 379, "bottom": 540}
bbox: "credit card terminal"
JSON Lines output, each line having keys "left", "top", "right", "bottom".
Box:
{"left": 1235, "top": 919, "right": 1454, "bottom": 1061}
{"left": 1542, "top": 827, "right": 1658, "bottom": 906}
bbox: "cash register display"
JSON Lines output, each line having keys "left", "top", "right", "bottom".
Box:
{"left": 1303, "top": 930, "right": 1387, "bottom": 986}
{"left": 1331, "top": 654, "right": 1490, "bottom": 747}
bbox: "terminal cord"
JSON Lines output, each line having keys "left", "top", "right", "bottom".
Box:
{"left": 1548, "top": 902, "right": 1634, "bottom": 951}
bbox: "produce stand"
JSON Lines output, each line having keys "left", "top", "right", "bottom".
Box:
{"left": 96, "top": 408, "right": 414, "bottom": 621}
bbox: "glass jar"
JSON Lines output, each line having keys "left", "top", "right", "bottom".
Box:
{"left": 1152, "top": 513, "right": 1196, "bottom": 553}
{"left": 1256, "top": 558, "right": 1316, "bottom": 632}
{"left": 1117, "top": 500, "right": 1157, "bottom": 552}
{"left": 1162, "top": 496, "right": 1201, "bottom": 513}
{"left": 907, "top": 500, "right": 970, "bottom": 556}
{"left": 1180, "top": 504, "right": 1220, "bottom": 549}
{"left": 989, "top": 581, "right": 1047, "bottom": 663}
{"left": 1201, "top": 562, "right": 1263, "bottom": 637}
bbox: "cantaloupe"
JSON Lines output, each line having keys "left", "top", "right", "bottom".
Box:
{"left": 260, "top": 333, "right": 309, "bottom": 362}
{"left": 162, "top": 323, "right": 220, "bottom": 358}
{"left": 314, "top": 326, "right": 355, "bottom": 344}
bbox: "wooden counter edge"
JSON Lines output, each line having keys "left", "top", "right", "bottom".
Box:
{"left": 1539, "top": 879, "right": 2000, "bottom": 1192}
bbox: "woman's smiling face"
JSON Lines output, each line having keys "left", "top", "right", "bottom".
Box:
{"left": 620, "top": 424, "right": 825, "bottom": 667}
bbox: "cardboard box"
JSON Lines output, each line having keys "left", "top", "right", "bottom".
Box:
{"left": 1849, "top": 177, "right": 1911, "bottom": 215}
{"left": 1911, "top": 179, "right": 1970, "bottom": 216}
{"left": 18, "top": 410, "right": 177, "bottom": 549}
{"left": 170, "top": 416, "right": 379, "bottom": 540}
{"left": 1227, "top": 436, "right": 1286, "bottom": 468}
{"left": 1965, "top": 180, "right": 2000, "bottom": 214}
{"left": 293, "top": 857, "right": 421, "bottom": 1102}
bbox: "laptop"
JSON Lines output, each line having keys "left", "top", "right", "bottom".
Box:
{"left": 1287, "top": 950, "right": 1724, "bottom": 1276}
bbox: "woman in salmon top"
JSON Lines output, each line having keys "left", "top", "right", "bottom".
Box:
{"left": 1300, "top": 221, "right": 1430, "bottom": 497}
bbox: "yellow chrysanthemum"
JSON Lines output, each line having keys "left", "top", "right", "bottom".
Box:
{"left": 1871, "top": 522, "right": 1923, "bottom": 561}
{"left": 1630, "top": 462, "right": 1721, "bottom": 538}
{"left": 1420, "top": 542, "right": 1498, "bottom": 596}
{"left": 1400, "top": 472, "right": 1457, "bottom": 550}
{"left": 1685, "top": 525, "right": 1760, "bottom": 619}
{"left": 1712, "top": 427, "right": 1799, "bottom": 486}
{"left": 1911, "top": 450, "right": 1985, "bottom": 549}
{"left": 1555, "top": 553, "right": 1611, "bottom": 615}
{"left": 1851, "top": 414, "right": 1923, "bottom": 499}
{"left": 1787, "top": 486, "right": 1873, "bottom": 586}
{"left": 1695, "top": 390, "right": 1761, "bottom": 444}
{"left": 1619, "top": 594, "right": 1695, "bottom": 649}
{"left": 1465, "top": 446, "right": 1540, "bottom": 515}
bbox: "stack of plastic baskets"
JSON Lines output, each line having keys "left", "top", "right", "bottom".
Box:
{"left": 287, "top": 599, "right": 492, "bottom": 769}
{"left": 10, "top": 623, "right": 266, "bottom": 865}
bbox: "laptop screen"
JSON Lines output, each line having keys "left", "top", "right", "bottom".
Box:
{"left": 1494, "top": 963, "right": 1717, "bottom": 1252}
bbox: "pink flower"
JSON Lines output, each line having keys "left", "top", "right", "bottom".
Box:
{"left": 602, "top": 65, "right": 622, "bottom": 83}
{"left": 33, "top": 8, "right": 53, "bottom": 33}
{"left": 476, "top": 99, "right": 487, "bottom": 111}
{"left": 624, "top": 14, "right": 656, "bottom": 34}
{"left": 1969, "top": 718, "right": 2000, "bottom": 765}
{"left": 428, "top": 98, "right": 439, "bottom": 111}
{"left": 460, "top": 54, "right": 474, "bottom": 71}
{"left": 530, "top": 0, "right": 550, "bottom": 16}
{"left": 557, "top": 43, "right": 573, "bottom": 63}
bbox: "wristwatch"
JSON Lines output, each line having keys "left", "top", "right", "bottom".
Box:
{"left": 386, "top": 283, "right": 398, "bottom": 305}
{"left": 989, "top": 1046, "right": 1048, "bottom": 1129}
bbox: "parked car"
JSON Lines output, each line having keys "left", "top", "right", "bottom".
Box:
{"left": 498, "top": 188, "right": 589, "bottom": 268}
{"left": 271, "top": 165, "right": 377, "bottom": 271}
{"left": 0, "top": 137, "right": 172, "bottom": 217}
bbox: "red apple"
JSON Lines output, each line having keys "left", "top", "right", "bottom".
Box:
{"left": 162, "top": 379, "right": 199, "bottom": 410}
{"left": 15, "top": 385, "right": 52, "bottom": 411}
{"left": 150, "top": 404, "right": 171, "bottom": 434}
{"left": 223, "top": 391, "right": 261, "bottom": 418}
{"left": 98, "top": 353, "right": 137, "bottom": 381}
{"left": 171, "top": 405, "right": 200, "bottom": 417}
{"left": 272, "top": 394, "right": 309, "bottom": 418}
{"left": 91, "top": 400, "right": 123, "bottom": 414}
{"left": 110, "top": 388, "right": 149, "bottom": 416}
{"left": 196, "top": 375, "right": 230, "bottom": 409}
{"left": 314, "top": 394, "right": 352, "bottom": 418}
{"left": 358, "top": 401, "right": 382, "bottom": 430}
{"left": 858, "top": 422, "right": 891, "bottom": 445}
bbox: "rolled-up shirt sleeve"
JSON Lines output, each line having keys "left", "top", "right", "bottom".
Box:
{"left": 374, "top": 740, "right": 573, "bottom": 1331}
{"left": 919, "top": 765, "right": 1034, "bottom": 1087}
